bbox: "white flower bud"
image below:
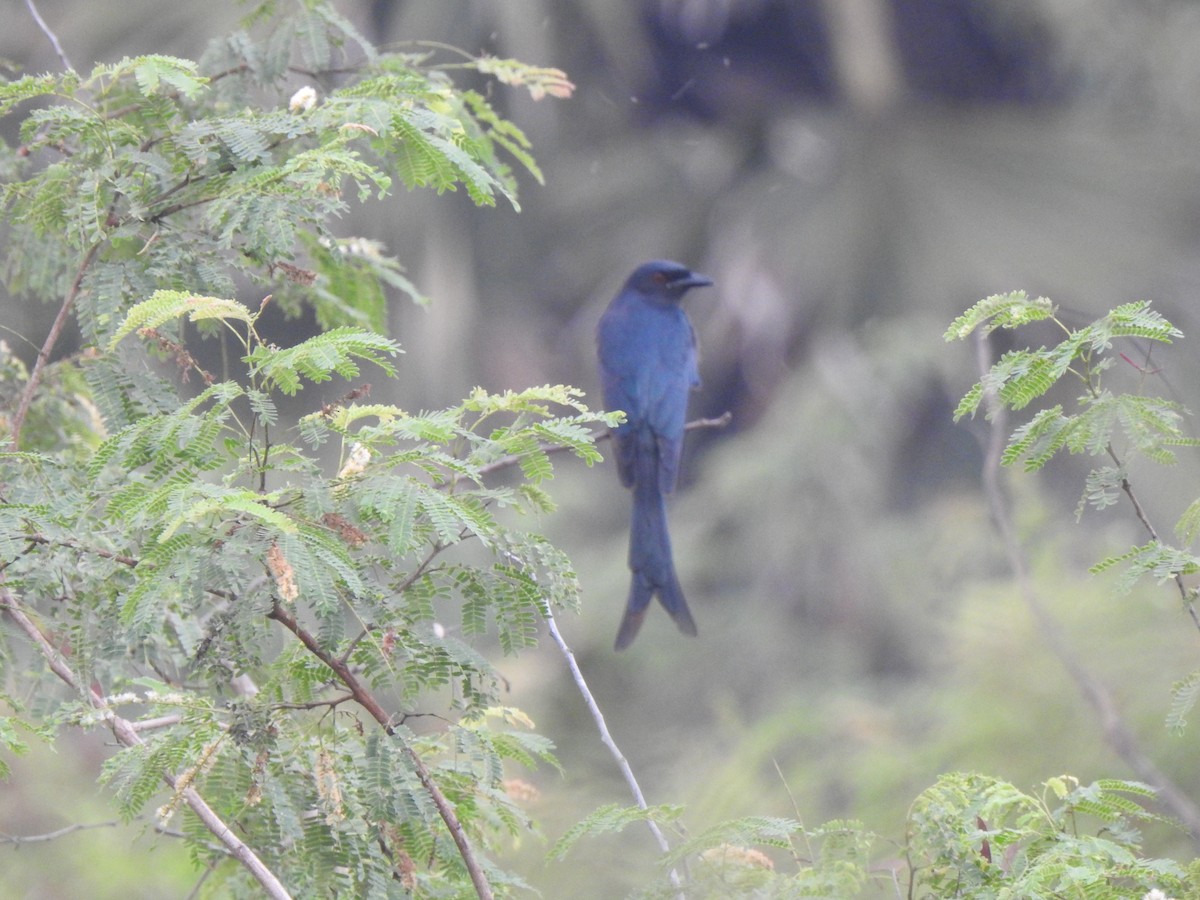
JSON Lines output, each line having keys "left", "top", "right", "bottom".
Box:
{"left": 289, "top": 85, "right": 318, "bottom": 112}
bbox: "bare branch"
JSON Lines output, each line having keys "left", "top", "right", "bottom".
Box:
{"left": 543, "top": 610, "right": 686, "bottom": 894}
{"left": 0, "top": 587, "right": 293, "bottom": 899}
{"left": 271, "top": 693, "right": 354, "bottom": 711}
{"left": 129, "top": 714, "right": 184, "bottom": 732}
{"left": 23, "top": 0, "right": 73, "bottom": 71}
{"left": 0, "top": 820, "right": 116, "bottom": 845}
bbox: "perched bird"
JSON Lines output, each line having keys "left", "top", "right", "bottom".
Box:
{"left": 597, "top": 260, "right": 711, "bottom": 650}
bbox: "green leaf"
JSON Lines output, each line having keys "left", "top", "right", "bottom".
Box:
{"left": 548, "top": 803, "right": 685, "bottom": 861}
{"left": 130, "top": 55, "right": 208, "bottom": 100}
{"left": 246, "top": 388, "right": 278, "bottom": 426}
{"left": 951, "top": 381, "right": 986, "bottom": 421}
{"left": 157, "top": 486, "right": 296, "bottom": 542}
{"left": 1177, "top": 498, "right": 1200, "bottom": 544}
{"left": 669, "top": 815, "right": 805, "bottom": 863}
{"left": 246, "top": 327, "right": 401, "bottom": 395}
{"left": 108, "top": 291, "right": 255, "bottom": 350}
{"left": 944, "top": 290, "right": 1055, "bottom": 341}
{"left": 987, "top": 348, "right": 1071, "bottom": 412}
{"left": 0, "top": 72, "right": 70, "bottom": 116}
{"left": 1089, "top": 540, "right": 1200, "bottom": 594}
{"left": 1001, "top": 405, "right": 1068, "bottom": 470}
{"left": 1168, "top": 671, "right": 1200, "bottom": 735}
{"left": 1076, "top": 465, "right": 1125, "bottom": 520}
{"left": 1094, "top": 300, "right": 1181, "bottom": 346}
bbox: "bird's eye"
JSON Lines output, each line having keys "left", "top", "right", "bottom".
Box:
{"left": 652, "top": 272, "right": 668, "bottom": 284}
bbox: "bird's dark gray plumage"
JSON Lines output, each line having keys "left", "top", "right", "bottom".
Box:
{"left": 597, "top": 260, "right": 711, "bottom": 650}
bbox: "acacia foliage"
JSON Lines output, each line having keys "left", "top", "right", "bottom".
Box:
{"left": 0, "top": 2, "right": 601, "bottom": 896}
{"left": 947, "top": 294, "right": 1200, "bottom": 625}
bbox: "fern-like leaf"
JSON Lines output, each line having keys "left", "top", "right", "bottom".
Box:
{"left": 108, "top": 291, "right": 255, "bottom": 350}
{"left": 548, "top": 803, "right": 685, "bottom": 861}
{"left": 157, "top": 486, "right": 296, "bottom": 542}
{"left": 667, "top": 815, "right": 805, "bottom": 865}
{"left": 1076, "top": 465, "right": 1125, "bottom": 520}
{"left": 1094, "top": 300, "right": 1182, "bottom": 347}
{"left": 246, "top": 327, "right": 400, "bottom": 396}
{"left": 1167, "top": 671, "right": 1200, "bottom": 735}
{"left": 944, "top": 290, "right": 1055, "bottom": 341}
{"left": 1089, "top": 540, "right": 1200, "bottom": 594}
{"left": 129, "top": 55, "right": 209, "bottom": 100}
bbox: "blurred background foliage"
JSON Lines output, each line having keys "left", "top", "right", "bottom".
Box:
{"left": 5, "top": 1, "right": 1200, "bottom": 896}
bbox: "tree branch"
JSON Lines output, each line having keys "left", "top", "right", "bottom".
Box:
{"left": 9, "top": 241, "right": 101, "bottom": 450}
{"left": 23, "top": 0, "right": 73, "bottom": 71}
{"left": 0, "top": 820, "right": 116, "bottom": 846}
{"left": 0, "top": 817, "right": 231, "bottom": 862}
{"left": 0, "top": 586, "right": 293, "bottom": 898}
{"left": 130, "top": 714, "right": 184, "bottom": 732}
{"left": 25, "top": 533, "right": 139, "bottom": 567}
{"left": 972, "top": 331, "right": 1200, "bottom": 843}
{"left": 475, "top": 411, "right": 732, "bottom": 480}
{"left": 543, "top": 609, "right": 686, "bottom": 894}
{"left": 265, "top": 599, "right": 494, "bottom": 900}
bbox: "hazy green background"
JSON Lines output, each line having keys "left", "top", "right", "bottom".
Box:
{"left": 5, "top": 1, "right": 1200, "bottom": 896}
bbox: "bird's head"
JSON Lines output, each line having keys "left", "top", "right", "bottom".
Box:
{"left": 625, "top": 260, "right": 713, "bottom": 303}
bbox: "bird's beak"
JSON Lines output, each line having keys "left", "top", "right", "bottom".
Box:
{"left": 679, "top": 272, "right": 713, "bottom": 289}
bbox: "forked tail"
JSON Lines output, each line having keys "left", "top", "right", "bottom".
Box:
{"left": 613, "top": 469, "right": 697, "bottom": 650}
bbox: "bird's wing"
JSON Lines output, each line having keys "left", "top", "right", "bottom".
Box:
{"left": 597, "top": 342, "right": 640, "bottom": 488}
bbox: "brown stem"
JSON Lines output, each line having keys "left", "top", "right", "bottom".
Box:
{"left": 26, "top": 533, "right": 138, "bottom": 567}
{"left": 0, "top": 587, "right": 292, "bottom": 898}
{"left": 1104, "top": 445, "right": 1200, "bottom": 632}
{"left": 271, "top": 693, "right": 354, "bottom": 711}
{"left": 266, "top": 600, "right": 494, "bottom": 900}
{"left": 9, "top": 242, "right": 101, "bottom": 449}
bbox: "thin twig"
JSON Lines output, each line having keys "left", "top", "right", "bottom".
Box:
{"left": 9, "top": 242, "right": 101, "bottom": 450}
{"left": 476, "top": 412, "right": 732, "bottom": 480}
{"left": 129, "top": 714, "right": 184, "bottom": 732}
{"left": 184, "top": 854, "right": 223, "bottom": 900}
{"left": 26, "top": 534, "right": 138, "bottom": 568}
{"left": 271, "top": 693, "right": 354, "bottom": 711}
{"left": 23, "top": 0, "right": 73, "bottom": 71}
{"left": 0, "top": 817, "right": 229, "bottom": 857}
{"left": 522, "top": 415, "right": 733, "bottom": 896}
{"left": 972, "top": 331, "right": 1200, "bottom": 843}
{"left": 0, "top": 820, "right": 117, "bottom": 845}
{"left": 0, "top": 587, "right": 292, "bottom": 898}
{"left": 771, "top": 759, "right": 809, "bottom": 868}
{"left": 1104, "top": 445, "right": 1200, "bottom": 633}
{"left": 543, "top": 609, "right": 686, "bottom": 895}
